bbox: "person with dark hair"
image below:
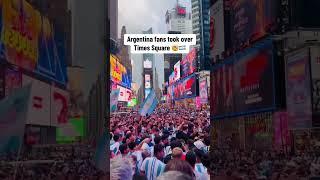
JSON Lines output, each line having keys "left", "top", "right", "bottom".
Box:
{"left": 119, "top": 144, "right": 129, "bottom": 157}
{"left": 154, "top": 136, "right": 162, "bottom": 145}
{"left": 140, "top": 144, "right": 165, "bottom": 180}
{"left": 164, "top": 159, "right": 195, "bottom": 179}
{"left": 186, "top": 151, "right": 209, "bottom": 180}
{"left": 110, "top": 134, "right": 121, "bottom": 155}
{"left": 194, "top": 149, "right": 208, "bottom": 175}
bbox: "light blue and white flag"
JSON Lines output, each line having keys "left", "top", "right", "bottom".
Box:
{"left": 94, "top": 132, "right": 108, "bottom": 172}
{"left": 139, "top": 89, "right": 158, "bottom": 116}
{"left": 0, "top": 84, "right": 31, "bottom": 154}
{"left": 110, "top": 89, "right": 120, "bottom": 112}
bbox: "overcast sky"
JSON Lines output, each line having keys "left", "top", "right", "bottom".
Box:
{"left": 118, "top": 0, "right": 176, "bottom": 89}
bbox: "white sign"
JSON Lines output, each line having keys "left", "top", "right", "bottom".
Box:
{"left": 144, "top": 59, "right": 152, "bottom": 69}
{"left": 124, "top": 34, "right": 196, "bottom": 54}
{"left": 22, "top": 75, "right": 51, "bottom": 126}
{"left": 117, "top": 85, "right": 132, "bottom": 102}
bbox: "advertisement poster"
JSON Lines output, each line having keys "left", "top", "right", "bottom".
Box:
{"left": 174, "top": 61, "right": 181, "bottom": 82}
{"left": 228, "top": 0, "right": 277, "bottom": 49}
{"left": 144, "top": 59, "right": 152, "bottom": 69}
{"left": 5, "top": 68, "right": 22, "bottom": 97}
{"left": 234, "top": 41, "right": 274, "bottom": 113}
{"left": 22, "top": 75, "right": 51, "bottom": 126}
{"left": 0, "top": 0, "right": 67, "bottom": 86}
{"left": 173, "top": 74, "right": 197, "bottom": 100}
{"left": 169, "top": 72, "right": 175, "bottom": 85}
{"left": 110, "top": 54, "right": 131, "bottom": 88}
{"left": 199, "top": 78, "right": 208, "bottom": 104}
{"left": 210, "top": 0, "right": 225, "bottom": 58}
{"left": 211, "top": 39, "right": 275, "bottom": 119}
{"left": 181, "top": 48, "right": 197, "bottom": 77}
{"left": 117, "top": 85, "right": 132, "bottom": 102}
{"left": 51, "top": 86, "right": 69, "bottom": 126}
{"left": 286, "top": 48, "right": 312, "bottom": 129}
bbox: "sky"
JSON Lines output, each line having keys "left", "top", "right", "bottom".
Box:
{"left": 118, "top": 0, "right": 177, "bottom": 89}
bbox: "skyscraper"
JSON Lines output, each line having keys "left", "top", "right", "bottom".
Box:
{"left": 142, "top": 28, "right": 155, "bottom": 99}
{"left": 165, "top": 6, "right": 192, "bottom": 34}
{"left": 192, "top": 0, "right": 210, "bottom": 70}
{"left": 118, "top": 26, "right": 132, "bottom": 84}
{"left": 108, "top": 0, "right": 118, "bottom": 41}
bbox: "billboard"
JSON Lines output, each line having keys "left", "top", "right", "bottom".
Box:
{"left": 5, "top": 68, "right": 22, "bottom": 97}
{"left": 145, "top": 74, "right": 151, "bottom": 88}
{"left": 56, "top": 117, "right": 85, "bottom": 143}
{"left": 169, "top": 72, "right": 175, "bottom": 85}
{"left": 144, "top": 59, "right": 152, "bottom": 69}
{"left": 51, "top": 86, "right": 69, "bottom": 127}
{"left": 285, "top": 48, "right": 312, "bottom": 129}
{"left": 210, "top": 0, "right": 225, "bottom": 58}
{"left": 199, "top": 78, "right": 208, "bottom": 104}
{"left": 117, "top": 85, "right": 132, "bottom": 102}
{"left": 22, "top": 75, "right": 51, "bottom": 126}
{"left": 181, "top": 48, "right": 197, "bottom": 77}
{"left": 0, "top": 0, "right": 67, "bottom": 86}
{"left": 173, "top": 74, "right": 198, "bottom": 100}
{"left": 128, "top": 98, "right": 138, "bottom": 107}
{"left": 211, "top": 39, "right": 275, "bottom": 119}
{"left": 228, "top": 0, "right": 277, "bottom": 49}
{"left": 173, "top": 61, "right": 181, "bottom": 82}
{"left": 110, "top": 54, "right": 131, "bottom": 88}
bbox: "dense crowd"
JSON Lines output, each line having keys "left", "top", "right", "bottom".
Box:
{"left": 110, "top": 104, "right": 320, "bottom": 180}
{"left": 110, "top": 104, "right": 211, "bottom": 180}
{"left": 0, "top": 144, "right": 108, "bottom": 179}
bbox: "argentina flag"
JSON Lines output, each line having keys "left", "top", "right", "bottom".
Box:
{"left": 139, "top": 89, "right": 158, "bottom": 116}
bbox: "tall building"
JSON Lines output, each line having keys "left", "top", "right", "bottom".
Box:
{"left": 165, "top": 6, "right": 192, "bottom": 34}
{"left": 142, "top": 28, "right": 155, "bottom": 99}
{"left": 118, "top": 26, "right": 132, "bottom": 84}
{"left": 108, "top": 0, "right": 118, "bottom": 41}
{"left": 192, "top": 0, "right": 210, "bottom": 70}
{"left": 164, "top": 31, "right": 182, "bottom": 83}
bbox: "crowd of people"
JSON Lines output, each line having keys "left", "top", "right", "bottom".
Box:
{"left": 0, "top": 144, "right": 108, "bottom": 179}
{"left": 110, "top": 104, "right": 211, "bottom": 180}
{"left": 110, "top": 103, "right": 320, "bottom": 180}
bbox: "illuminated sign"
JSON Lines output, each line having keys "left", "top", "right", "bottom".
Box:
{"left": 145, "top": 74, "right": 151, "bottom": 88}
{"left": 144, "top": 59, "right": 152, "bottom": 69}
{"left": 117, "top": 85, "right": 132, "bottom": 102}
{"left": 110, "top": 54, "right": 127, "bottom": 84}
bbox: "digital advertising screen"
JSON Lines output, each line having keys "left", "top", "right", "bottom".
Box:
{"left": 145, "top": 74, "right": 151, "bottom": 88}
{"left": 285, "top": 48, "right": 312, "bottom": 129}
{"left": 181, "top": 48, "right": 197, "bottom": 78}
{"left": 110, "top": 54, "right": 131, "bottom": 88}
{"left": 117, "top": 85, "right": 132, "bottom": 102}
{"left": 173, "top": 74, "right": 198, "bottom": 100}
{"left": 228, "top": 0, "right": 277, "bottom": 49}
{"left": 211, "top": 39, "right": 275, "bottom": 119}
{"left": 56, "top": 117, "right": 85, "bottom": 144}
{"left": 174, "top": 61, "right": 181, "bottom": 82}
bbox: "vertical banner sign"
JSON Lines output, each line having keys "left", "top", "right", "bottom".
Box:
{"left": 310, "top": 46, "right": 320, "bottom": 127}
{"left": 285, "top": 48, "right": 312, "bottom": 129}
{"left": 199, "top": 78, "right": 208, "bottom": 104}
{"left": 0, "top": 84, "right": 31, "bottom": 154}
{"left": 174, "top": 61, "right": 181, "bottom": 82}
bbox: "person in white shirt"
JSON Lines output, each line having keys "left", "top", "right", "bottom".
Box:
{"left": 140, "top": 144, "right": 166, "bottom": 180}
{"left": 186, "top": 151, "right": 209, "bottom": 180}
{"left": 110, "top": 134, "right": 121, "bottom": 156}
